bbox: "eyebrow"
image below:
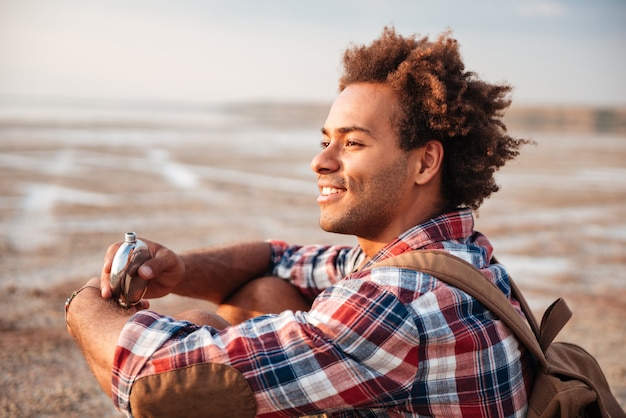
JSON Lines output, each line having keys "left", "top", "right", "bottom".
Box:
{"left": 320, "top": 125, "right": 374, "bottom": 137}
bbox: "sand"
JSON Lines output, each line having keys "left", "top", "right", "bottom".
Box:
{"left": 0, "top": 103, "right": 624, "bottom": 416}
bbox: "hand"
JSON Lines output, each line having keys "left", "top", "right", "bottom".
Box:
{"left": 100, "top": 237, "right": 185, "bottom": 300}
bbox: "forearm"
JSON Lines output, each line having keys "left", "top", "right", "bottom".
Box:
{"left": 174, "top": 241, "right": 273, "bottom": 303}
{"left": 66, "top": 283, "right": 139, "bottom": 397}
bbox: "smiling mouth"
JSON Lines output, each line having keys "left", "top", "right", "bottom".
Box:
{"left": 321, "top": 187, "right": 343, "bottom": 196}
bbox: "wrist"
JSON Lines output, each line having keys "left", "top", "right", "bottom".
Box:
{"left": 65, "top": 283, "right": 137, "bottom": 334}
{"left": 65, "top": 285, "right": 101, "bottom": 321}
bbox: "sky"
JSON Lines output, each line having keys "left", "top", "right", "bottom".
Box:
{"left": 0, "top": 0, "right": 624, "bottom": 107}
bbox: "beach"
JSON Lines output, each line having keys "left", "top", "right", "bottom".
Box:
{"left": 0, "top": 101, "right": 624, "bottom": 416}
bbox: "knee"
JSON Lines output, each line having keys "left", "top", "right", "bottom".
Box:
{"left": 176, "top": 308, "right": 230, "bottom": 329}
{"left": 217, "top": 276, "right": 311, "bottom": 324}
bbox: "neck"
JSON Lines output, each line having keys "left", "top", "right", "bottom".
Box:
{"left": 357, "top": 194, "right": 448, "bottom": 258}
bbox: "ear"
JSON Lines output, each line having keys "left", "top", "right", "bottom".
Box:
{"left": 413, "top": 140, "right": 444, "bottom": 186}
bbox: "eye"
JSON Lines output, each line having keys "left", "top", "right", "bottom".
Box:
{"left": 345, "top": 140, "right": 363, "bottom": 148}
{"left": 320, "top": 140, "right": 330, "bottom": 149}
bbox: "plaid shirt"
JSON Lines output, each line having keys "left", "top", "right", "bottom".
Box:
{"left": 112, "top": 209, "right": 533, "bottom": 417}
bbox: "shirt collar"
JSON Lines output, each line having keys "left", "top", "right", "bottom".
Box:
{"left": 355, "top": 208, "right": 476, "bottom": 271}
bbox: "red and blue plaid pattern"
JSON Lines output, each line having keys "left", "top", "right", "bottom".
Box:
{"left": 113, "top": 209, "right": 533, "bottom": 417}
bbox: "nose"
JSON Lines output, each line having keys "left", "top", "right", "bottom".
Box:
{"left": 310, "top": 144, "right": 340, "bottom": 174}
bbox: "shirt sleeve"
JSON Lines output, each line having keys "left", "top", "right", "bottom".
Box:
{"left": 267, "top": 239, "right": 362, "bottom": 301}
{"left": 112, "top": 277, "right": 422, "bottom": 417}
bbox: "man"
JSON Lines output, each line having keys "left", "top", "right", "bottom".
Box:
{"left": 66, "top": 27, "right": 533, "bottom": 417}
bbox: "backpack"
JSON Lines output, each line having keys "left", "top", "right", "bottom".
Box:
{"left": 374, "top": 250, "right": 625, "bottom": 418}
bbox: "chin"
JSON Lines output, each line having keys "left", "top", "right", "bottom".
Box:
{"left": 319, "top": 219, "right": 353, "bottom": 236}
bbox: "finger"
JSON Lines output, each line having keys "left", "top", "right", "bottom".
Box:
{"left": 100, "top": 242, "right": 122, "bottom": 298}
{"left": 100, "top": 282, "right": 113, "bottom": 299}
{"left": 101, "top": 242, "right": 122, "bottom": 276}
{"left": 138, "top": 263, "right": 155, "bottom": 280}
{"left": 137, "top": 300, "right": 150, "bottom": 310}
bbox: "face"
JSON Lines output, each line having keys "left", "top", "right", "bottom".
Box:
{"left": 311, "top": 82, "right": 418, "bottom": 243}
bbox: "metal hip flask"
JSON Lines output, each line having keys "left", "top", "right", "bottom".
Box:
{"left": 109, "top": 232, "right": 150, "bottom": 307}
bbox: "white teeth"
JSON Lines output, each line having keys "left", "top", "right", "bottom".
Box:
{"left": 321, "top": 187, "right": 340, "bottom": 196}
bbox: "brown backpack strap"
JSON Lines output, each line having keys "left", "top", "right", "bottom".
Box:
{"left": 372, "top": 250, "right": 548, "bottom": 367}
{"left": 537, "top": 297, "right": 571, "bottom": 352}
{"left": 492, "top": 256, "right": 572, "bottom": 352}
{"left": 491, "top": 255, "right": 541, "bottom": 338}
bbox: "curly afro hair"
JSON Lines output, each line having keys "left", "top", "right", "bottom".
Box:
{"left": 339, "top": 27, "right": 530, "bottom": 210}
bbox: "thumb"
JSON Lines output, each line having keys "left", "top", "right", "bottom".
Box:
{"left": 139, "top": 247, "right": 181, "bottom": 278}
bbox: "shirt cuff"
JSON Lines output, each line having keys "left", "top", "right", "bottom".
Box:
{"left": 265, "top": 239, "right": 290, "bottom": 274}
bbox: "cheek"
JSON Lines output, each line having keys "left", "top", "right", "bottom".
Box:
{"left": 343, "top": 153, "right": 381, "bottom": 182}
{"left": 344, "top": 150, "right": 409, "bottom": 192}
{"left": 369, "top": 159, "right": 410, "bottom": 194}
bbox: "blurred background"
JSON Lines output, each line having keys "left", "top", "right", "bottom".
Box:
{"left": 1, "top": 0, "right": 625, "bottom": 416}
{"left": 1, "top": 0, "right": 625, "bottom": 105}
